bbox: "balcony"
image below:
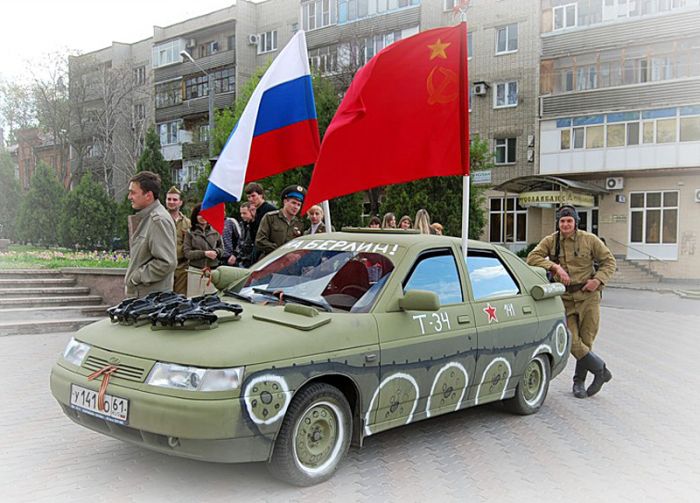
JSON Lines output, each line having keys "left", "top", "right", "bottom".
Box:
{"left": 182, "top": 141, "right": 209, "bottom": 161}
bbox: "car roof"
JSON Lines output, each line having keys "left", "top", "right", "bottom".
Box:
{"left": 293, "top": 229, "right": 499, "bottom": 252}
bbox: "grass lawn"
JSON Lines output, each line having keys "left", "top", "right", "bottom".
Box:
{"left": 0, "top": 244, "right": 129, "bottom": 269}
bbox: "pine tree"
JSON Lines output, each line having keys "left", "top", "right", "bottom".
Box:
{"left": 0, "top": 150, "right": 22, "bottom": 240}
{"left": 59, "top": 173, "right": 116, "bottom": 249}
{"left": 136, "top": 127, "right": 172, "bottom": 198}
{"left": 15, "top": 163, "right": 65, "bottom": 246}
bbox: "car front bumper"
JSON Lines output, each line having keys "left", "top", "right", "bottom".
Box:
{"left": 50, "top": 362, "right": 273, "bottom": 463}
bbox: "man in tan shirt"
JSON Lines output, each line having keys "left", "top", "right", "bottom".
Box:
{"left": 527, "top": 205, "right": 616, "bottom": 399}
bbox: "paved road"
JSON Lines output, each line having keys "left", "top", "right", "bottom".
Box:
{"left": 2, "top": 289, "right": 699, "bottom": 502}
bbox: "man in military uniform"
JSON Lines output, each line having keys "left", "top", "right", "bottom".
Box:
{"left": 527, "top": 205, "right": 616, "bottom": 399}
{"left": 125, "top": 171, "right": 177, "bottom": 298}
{"left": 255, "top": 185, "right": 306, "bottom": 259}
{"left": 165, "top": 186, "right": 190, "bottom": 295}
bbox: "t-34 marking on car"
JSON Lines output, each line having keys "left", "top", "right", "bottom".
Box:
{"left": 51, "top": 230, "right": 569, "bottom": 486}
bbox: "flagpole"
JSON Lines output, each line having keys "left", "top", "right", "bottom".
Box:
{"left": 462, "top": 175, "right": 470, "bottom": 259}
{"left": 322, "top": 200, "right": 332, "bottom": 231}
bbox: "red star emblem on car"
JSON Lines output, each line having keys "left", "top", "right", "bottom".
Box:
{"left": 483, "top": 303, "right": 498, "bottom": 323}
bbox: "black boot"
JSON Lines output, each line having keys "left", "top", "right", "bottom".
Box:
{"left": 580, "top": 352, "right": 612, "bottom": 397}
{"left": 572, "top": 358, "right": 587, "bottom": 399}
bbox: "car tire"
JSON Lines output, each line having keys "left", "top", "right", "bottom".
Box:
{"left": 268, "top": 383, "right": 352, "bottom": 487}
{"left": 503, "top": 355, "right": 550, "bottom": 415}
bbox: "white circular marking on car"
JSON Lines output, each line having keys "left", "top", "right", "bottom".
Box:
{"left": 524, "top": 356, "right": 549, "bottom": 408}
{"left": 425, "top": 362, "right": 469, "bottom": 418}
{"left": 364, "top": 372, "right": 419, "bottom": 437}
{"left": 475, "top": 357, "right": 512, "bottom": 405}
{"left": 555, "top": 323, "right": 568, "bottom": 356}
{"left": 243, "top": 374, "right": 290, "bottom": 425}
{"left": 531, "top": 344, "right": 552, "bottom": 358}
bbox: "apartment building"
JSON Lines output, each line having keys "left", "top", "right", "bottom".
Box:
{"left": 530, "top": 0, "right": 700, "bottom": 278}
{"left": 301, "top": 0, "right": 541, "bottom": 232}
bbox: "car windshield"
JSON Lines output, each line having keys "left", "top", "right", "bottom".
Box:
{"left": 241, "top": 249, "right": 395, "bottom": 312}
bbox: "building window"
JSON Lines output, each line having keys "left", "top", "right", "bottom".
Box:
{"left": 494, "top": 81, "right": 518, "bottom": 108}
{"left": 489, "top": 197, "right": 527, "bottom": 243}
{"left": 158, "top": 120, "right": 181, "bottom": 146}
{"left": 198, "top": 124, "right": 210, "bottom": 143}
{"left": 553, "top": 3, "right": 577, "bottom": 30}
{"left": 213, "top": 67, "right": 235, "bottom": 93}
{"left": 133, "top": 66, "right": 146, "bottom": 85}
{"left": 495, "top": 138, "right": 516, "bottom": 164}
{"left": 228, "top": 35, "right": 236, "bottom": 51}
{"left": 680, "top": 116, "right": 700, "bottom": 142}
{"left": 302, "top": 0, "right": 336, "bottom": 30}
{"left": 184, "top": 67, "right": 235, "bottom": 99}
{"left": 338, "top": 0, "right": 420, "bottom": 24}
{"left": 258, "top": 31, "right": 278, "bottom": 54}
{"left": 155, "top": 80, "right": 182, "bottom": 108}
{"left": 576, "top": 64, "right": 597, "bottom": 90}
{"left": 153, "top": 40, "right": 184, "bottom": 68}
{"left": 309, "top": 45, "right": 338, "bottom": 75}
{"left": 133, "top": 103, "right": 145, "bottom": 121}
{"left": 199, "top": 41, "right": 220, "bottom": 58}
{"left": 630, "top": 191, "right": 678, "bottom": 245}
{"left": 495, "top": 23, "right": 517, "bottom": 54}
{"left": 185, "top": 74, "right": 208, "bottom": 100}
{"left": 560, "top": 129, "right": 571, "bottom": 149}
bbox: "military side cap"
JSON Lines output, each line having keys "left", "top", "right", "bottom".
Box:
{"left": 282, "top": 185, "right": 306, "bottom": 202}
{"left": 167, "top": 185, "right": 182, "bottom": 195}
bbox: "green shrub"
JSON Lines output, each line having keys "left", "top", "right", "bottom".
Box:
{"left": 59, "top": 173, "right": 116, "bottom": 249}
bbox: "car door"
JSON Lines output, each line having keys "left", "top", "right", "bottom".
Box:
{"left": 464, "top": 248, "right": 540, "bottom": 406}
{"left": 368, "top": 247, "right": 478, "bottom": 436}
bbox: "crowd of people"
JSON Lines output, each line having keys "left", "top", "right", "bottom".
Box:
{"left": 125, "top": 171, "right": 447, "bottom": 297}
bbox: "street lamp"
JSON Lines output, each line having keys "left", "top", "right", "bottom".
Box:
{"left": 180, "top": 50, "right": 215, "bottom": 157}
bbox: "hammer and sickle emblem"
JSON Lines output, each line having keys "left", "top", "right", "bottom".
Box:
{"left": 427, "top": 66, "right": 459, "bottom": 105}
{"left": 108, "top": 356, "right": 120, "bottom": 364}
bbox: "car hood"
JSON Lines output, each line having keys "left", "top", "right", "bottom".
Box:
{"left": 74, "top": 302, "right": 377, "bottom": 368}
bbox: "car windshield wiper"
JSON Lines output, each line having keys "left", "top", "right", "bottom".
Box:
{"left": 252, "top": 287, "right": 332, "bottom": 313}
{"left": 222, "top": 289, "right": 252, "bottom": 303}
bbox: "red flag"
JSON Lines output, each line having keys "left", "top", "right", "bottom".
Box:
{"left": 303, "top": 23, "right": 469, "bottom": 213}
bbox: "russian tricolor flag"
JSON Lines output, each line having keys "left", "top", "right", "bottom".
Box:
{"left": 200, "top": 30, "right": 320, "bottom": 233}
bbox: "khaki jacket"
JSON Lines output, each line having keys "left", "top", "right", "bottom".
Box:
{"left": 125, "top": 200, "right": 177, "bottom": 297}
{"left": 174, "top": 212, "right": 191, "bottom": 271}
{"left": 255, "top": 210, "right": 304, "bottom": 258}
{"left": 183, "top": 225, "right": 223, "bottom": 269}
{"left": 527, "top": 229, "right": 616, "bottom": 299}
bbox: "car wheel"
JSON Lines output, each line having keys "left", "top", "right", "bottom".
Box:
{"left": 503, "top": 355, "right": 550, "bottom": 415}
{"left": 268, "top": 383, "right": 352, "bottom": 486}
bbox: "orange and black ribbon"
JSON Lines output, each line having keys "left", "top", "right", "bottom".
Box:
{"left": 87, "top": 364, "right": 119, "bottom": 411}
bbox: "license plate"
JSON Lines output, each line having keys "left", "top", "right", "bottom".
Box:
{"left": 70, "top": 384, "right": 129, "bottom": 425}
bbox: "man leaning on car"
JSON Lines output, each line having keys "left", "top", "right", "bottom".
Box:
{"left": 124, "top": 171, "right": 177, "bottom": 298}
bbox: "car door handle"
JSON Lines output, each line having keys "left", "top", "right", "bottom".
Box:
{"left": 458, "top": 315, "right": 471, "bottom": 324}
{"left": 365, "top": 353, "right": 377, "bottom": 363}
{"left": 522, "top": 306, "right": 533, "bottom": 314}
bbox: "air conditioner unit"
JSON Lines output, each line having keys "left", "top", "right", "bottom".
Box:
{"left": 473, "top": 82, "right": 487, "bottom": 96}
{"left": 186, "top": 38, "right": 196, "bottom": 48}
{"left": 606, "top": 177, "right": 624, "bottom": 190}
{"left": 248, "top": 34, "right": 259, "bottom": 45}
{"left": 694, "top": 188, "right": 700, "bottom": 203}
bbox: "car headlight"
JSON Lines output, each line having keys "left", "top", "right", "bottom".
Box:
{"left": 63, "top": 338, "right": 91, "bottom": 366}
{"left": 146, "top": 363, "right": 244, "bottom": 392}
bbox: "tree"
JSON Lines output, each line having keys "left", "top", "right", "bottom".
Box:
{"left": 0, "top": 80, "right": 36, "bottom": 145}
{"left": 382, "top": 135, "right": 493, "bottom": 239}
{"left": 31, "top": 53, "right": 71, "bottom": 187}
{"left": 59, "top": 173, "right": 116, "bottom": 249}
{"left": 136, "top": 126, "right": 172, "bottom": 198}
{"left": 15, "top": 162, "right": 65, "bottom": 246}
{"left": 0, "top": 150, "right": 22, "bottom": 239}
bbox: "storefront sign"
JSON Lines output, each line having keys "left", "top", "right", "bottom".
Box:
{"left": 518, "top": 191, "right": 595, "bottom": 207}
{"left": 472, "top": 170, "right": 492, "bottom": 185}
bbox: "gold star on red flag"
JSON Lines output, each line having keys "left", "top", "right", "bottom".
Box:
{"left": 427, "top": 39, "right": 451, "bottom": 60}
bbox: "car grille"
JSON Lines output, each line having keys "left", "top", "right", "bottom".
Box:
{"left": 83, "top": 355, "right": 146, "bottom": 382}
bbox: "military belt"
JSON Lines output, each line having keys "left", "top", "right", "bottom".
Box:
{"left": 565, "top": 283, "right": 586, "bottom": 293}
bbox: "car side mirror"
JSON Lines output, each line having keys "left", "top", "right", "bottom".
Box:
{"left": 530, "top": 283, "right": 566, "bottom": 300}
{"left": 209, "top": 266, "right": 252, "bottom": 291}
{"left": 398, "top": 290, "right": 440, "bottom": 312}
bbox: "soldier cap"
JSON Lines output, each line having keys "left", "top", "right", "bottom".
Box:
{"left": 167, "top": 185, "right": 182, "bottom": 195}
{"left": 282, "top": 185, "right": 306, "bottom": 203}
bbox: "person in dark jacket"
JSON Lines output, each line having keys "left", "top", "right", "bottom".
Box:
{"left": 235, "top": 202, "right": 256, "bottom": 268}
{"left": 183, "top": 204, "right": 223, "bottom": 270}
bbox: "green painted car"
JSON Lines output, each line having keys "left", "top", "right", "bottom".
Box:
{"left": 50, "top": 230, "right": 569, "bottom": 486}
